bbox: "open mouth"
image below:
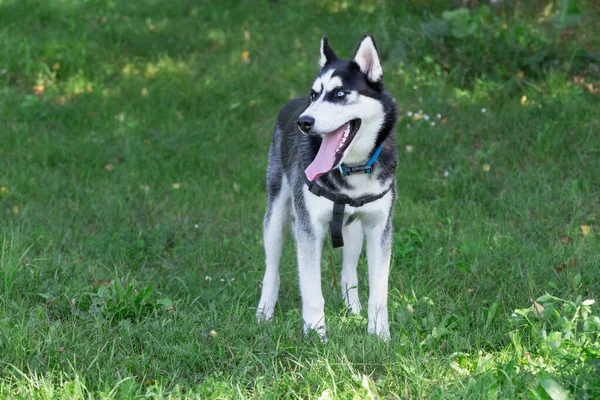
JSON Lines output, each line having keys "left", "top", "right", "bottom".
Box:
{"left": 305, "top": 119, "right": 361, "bottom": 181}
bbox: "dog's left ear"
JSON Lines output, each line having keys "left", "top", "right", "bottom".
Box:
{"left": 319, "top": 36, "right": 338, "bottom": 68}
{"left": 352, "top": 34, "right": 383, "bottom": 83}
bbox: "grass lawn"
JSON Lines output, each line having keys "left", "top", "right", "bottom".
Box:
{"left": 1, "top": 0, "right": 599, "bottom": 398}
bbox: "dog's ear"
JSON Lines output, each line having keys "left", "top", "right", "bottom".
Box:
{"left": 319, "top": 36, "right": 338, "bottom": 68}
{"left": 352, "top": 34, "right": 383, "bottom": 83}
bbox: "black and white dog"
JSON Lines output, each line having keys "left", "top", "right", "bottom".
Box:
{"left": 257, "top": 35, "right": 398, "bottom": 340}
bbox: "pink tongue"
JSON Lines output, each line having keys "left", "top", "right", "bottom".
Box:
{"left": 305, "top": 124, "right": 347, "bottom": 181}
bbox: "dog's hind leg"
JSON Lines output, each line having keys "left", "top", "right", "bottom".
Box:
{"left": 341, "top": 220, "right": 363, "bottom": 315}
{"left": 257, "top": 172, "right": 291, "bottom": 322}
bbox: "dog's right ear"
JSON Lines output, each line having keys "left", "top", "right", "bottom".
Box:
{"left": 319, "top": 36, "right": 338, "bottom": 68}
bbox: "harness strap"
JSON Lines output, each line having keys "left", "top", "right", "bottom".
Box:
{"left": 304, "top": 177, "right": 390, "bottom": 248}
{"left": 339, "top": 143, "right": 383, "bottom": 176}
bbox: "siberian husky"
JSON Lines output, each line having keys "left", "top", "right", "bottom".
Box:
{"left": 257, "top": 35, "right": 398, "bottom": 340}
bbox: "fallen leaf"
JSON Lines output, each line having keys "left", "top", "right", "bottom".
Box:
{"left": 568, "top": 257, "right": 577, "bottom": 268}
{"left": 412, "top": 114, "right": 423, "bottom": 121}
{"left": 92, "top": 279, "right": 111, "bottom": 287}
{"left": 583, "top": 83, "right": 598, "bottom": 95}
{"left": 581, "top": 225, "right": 591, "bottom": 236}
{"left": 517, "top": 71, "right": 524, "bottom": 78}
{"left": 104, "top": 163, "right": 115, "bottom": 172}
{"left": 532, "top": 300, "right": 544, "bottom": 316}
{"left": 555, "top": 263, "right": 564, "bottom": 273}
{"left": 172, "top": 183, "right": 181, "bottom": 189}
{"left": 209, "top": 330, "right": 217, "bottom": 337}
{"left": 559, "top": 235, "right": 572, "bottom": 244}
{"left": 52, "top": 63, "right": 60, "bottom": 71}
{"left": 520, "top": 95, "right": 527, "bottom": 105}
{"left": 33, "top": 85, "right": 45, "bottom": 96}
{"left": 144, "top": 380, "right": 157, "bottom": 386}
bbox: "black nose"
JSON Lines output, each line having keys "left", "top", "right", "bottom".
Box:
{"left": 297, "top": 116, "right": 315, "bottom": 132}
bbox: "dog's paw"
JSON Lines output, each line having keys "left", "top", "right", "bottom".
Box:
{"left": 256, "top": 303, "right": 275, "bottom": 322}
{"left": 347, "top": 301, "right": 362, "bottom": 315}
{"left": 368, "top": 323, "right": 390, "bottom": 341}
{"left": 303, "top": 324, "right": 328, "bottom": 343}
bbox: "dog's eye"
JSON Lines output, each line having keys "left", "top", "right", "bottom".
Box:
{"left": 336, "top": 91, "right": 347, "bottom": 98}
{"left": 310, "top": 90, "right": 317, "bottom": 100}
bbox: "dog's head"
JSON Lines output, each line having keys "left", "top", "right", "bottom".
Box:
{"left": 300, "top": 35, "right": 389, "bottom": 181}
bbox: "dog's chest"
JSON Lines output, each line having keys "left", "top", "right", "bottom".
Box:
{"left": 300, "top": 176, "right": 393, "bottom": 228}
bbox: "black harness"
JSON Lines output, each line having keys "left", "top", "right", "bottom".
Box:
{"left": 304, "top": 176, "right": 391, "bottom": 248}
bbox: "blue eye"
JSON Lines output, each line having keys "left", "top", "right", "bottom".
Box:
{"left": 336, "top": 91, "right": 346, "bottom": 98}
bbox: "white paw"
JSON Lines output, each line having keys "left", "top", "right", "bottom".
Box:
{"left": 368, "top": 321, "right": 390, "bottom": 341}
{"left": 303, "top": 323, "right": 328, "bottom": 343}
{"left": 256, "top": 302, "right": 275, "bottom": 322}
{"left": 346, "top": 299, "right": 363, "bottom": 315}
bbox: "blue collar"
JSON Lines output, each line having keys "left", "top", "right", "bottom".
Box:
{"left": 338, "top": 144, "right": 383, "bottom": 176}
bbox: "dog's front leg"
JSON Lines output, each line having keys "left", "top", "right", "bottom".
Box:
{"left": 341, "top": 220, "right": 363, "bottom": 315}
{"left": 364, "top": 214, "right": 393, "bottom": 340}
{"left": 296, "top": 227, "right": 327, "bottom": 341}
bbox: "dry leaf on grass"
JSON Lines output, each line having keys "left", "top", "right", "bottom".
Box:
{"left": 581, "top": 225, "right": 591, "bottom": 236}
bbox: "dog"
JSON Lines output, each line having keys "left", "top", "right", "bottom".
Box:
{"left": 256, "top": 34, "right": 398, "bottom": 340}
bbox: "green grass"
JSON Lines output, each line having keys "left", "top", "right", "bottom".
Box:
{"left": 1, "top": 0, "right": 599, "bottom": 398}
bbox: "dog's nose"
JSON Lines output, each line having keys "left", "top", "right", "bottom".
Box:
{"left": 297, "top": 116, "right": 315, "bottom": 132}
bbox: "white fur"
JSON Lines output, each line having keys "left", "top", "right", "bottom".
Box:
{"left": 326, "top": 76, "right": 343, "bottom": 92}
{"left": 319, "top": 38, "right": 328, "bottom": 68}
{"left": 353, "top": 36, "right": 383, "bottom": 82}
{"left": 256, "top": 176, "right": 291, "bottom": 321}
{"left": 341, "top": 221, "right": 363, "bottom": 314}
